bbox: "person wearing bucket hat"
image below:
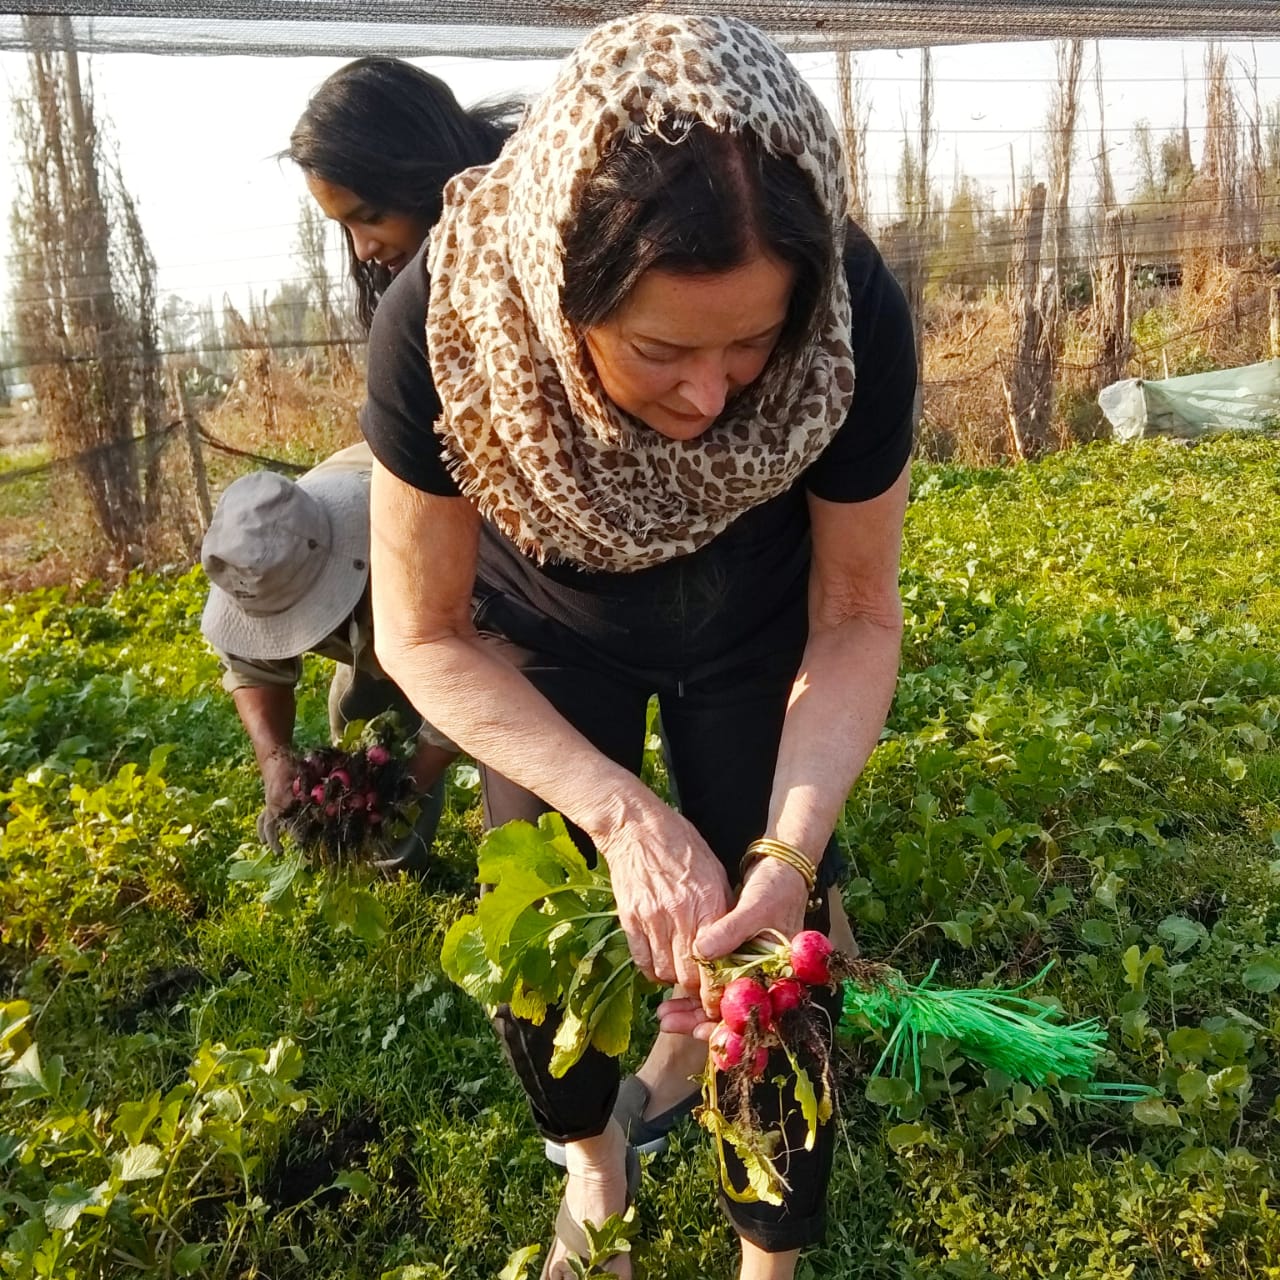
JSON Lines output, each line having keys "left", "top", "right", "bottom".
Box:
{"left": 200, "top": 443, "right": 457, "bottom": 869}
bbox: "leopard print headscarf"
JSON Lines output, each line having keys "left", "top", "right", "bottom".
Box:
{"left": 426, "top": 12, "right": 855, "bottom": 571}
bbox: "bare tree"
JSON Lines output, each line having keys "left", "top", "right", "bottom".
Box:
{"left": 1093, "top": 48, "right": 1116, "bottom": 216}
{"left": 1199, "top": 43, "right": 1240, "bottom": 265}
{"left": 1266, "top": 101, "right": 1280, "bottom": 181}
{"left": 892, "top": 48, "right": 934, "bottom": 430}
{"left": 115, "top": 175, "right": 166, "bottom": 525}
{"left": 294, "top": 198, "right": 353, "bottom": 382}
{"left": 938, "top": 172, "right": 998, "bottom": 295}
{"left": 1007, "top": 183, "right": 1053, "bottom": 457}
{"left": 1180, "top": 58, "right": 1195, "bottom": 179}
{"left": 835, "top": 50, "right": 871, "bottom": 227}
{"left": 1132, "top": 120, "right": 1158, "bottom": 203}
{"left": 1043, "top": 39, "right": 1083, "bottom": 340}
{"left": 10, "top": 16, "right": 161, "bottom": 558}
{"left": 1236, "top": 48, "right": 1265, "bottom": 260}
{"left": 223, "top": 297, "right": 279, "bottom": 437}
{"left": 1091, "top": 46, "right": 1131, "bottom": 391}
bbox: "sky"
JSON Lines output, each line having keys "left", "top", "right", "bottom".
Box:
{"left": 1, "top": 37, "right": 1278, "bottom": 326}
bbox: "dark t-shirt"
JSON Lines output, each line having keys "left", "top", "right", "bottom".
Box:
{"left": 361, "top": 223, "right": 916, "bottom": 674}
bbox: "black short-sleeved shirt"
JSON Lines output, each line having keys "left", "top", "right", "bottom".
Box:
{"left": 361, "top": 223, "right": 915, "bottom": 674}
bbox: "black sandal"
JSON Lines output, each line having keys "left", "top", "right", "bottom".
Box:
{"left": 613, "top": 1075, "right": 700, "bottom": 1155}
{"left": 545, "top": 1075, "right": 700, "bottom": 1166}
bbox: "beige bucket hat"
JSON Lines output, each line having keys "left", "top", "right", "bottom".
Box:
{"left": 200, "top": 468, "right": 370, "bottom": 660}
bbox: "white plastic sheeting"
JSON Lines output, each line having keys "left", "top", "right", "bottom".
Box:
{"left": 1099, "top": 360, "right": 1280, "bottom": 441}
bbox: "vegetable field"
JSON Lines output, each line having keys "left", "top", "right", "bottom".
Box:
{"left": 3, "top": 436, "right": 1280, "bottom": 1279}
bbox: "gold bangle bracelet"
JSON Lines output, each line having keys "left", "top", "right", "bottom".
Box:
{"left": 739, "top": 840, "right": 824, "bottom": 913}
{"left": 740, "top": 837, "right": 818, "bottom": 891}
{"left": 749, "top": 837, "right": 818, "bottom": 887}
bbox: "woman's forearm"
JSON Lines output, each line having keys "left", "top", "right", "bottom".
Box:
{"left": 766, "top": 611, "right": 903, "bottom": 861}
{"left": 383, "top": 627, "right": 732, "bottom": 994}
{"left": 369, "top": 469, "right": 655, "bottom": 846}
{"left": 380, "top": 630, "right": 651, "bottom": 842}
{"left": 769, "top": 472, "right": 911, "bottom": 864}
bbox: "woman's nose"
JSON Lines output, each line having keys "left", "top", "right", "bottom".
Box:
{"left": 350, "top": 228, "right": 382, "bottom": 263}
{"left": 678, "top": 358, "right": 731, "bottom": 418}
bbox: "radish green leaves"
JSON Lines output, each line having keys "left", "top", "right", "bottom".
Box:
{"left": 441, "top": 814, "right": 655, "bottom": 1077}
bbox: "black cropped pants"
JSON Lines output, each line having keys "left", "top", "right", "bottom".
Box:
{"left": 473, "top": 588, "right": 843, "bottom": 1253}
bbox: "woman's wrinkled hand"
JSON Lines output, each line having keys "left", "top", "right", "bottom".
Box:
{"left": 697, "top": 856, "right": 811, "bottom": 961}
{"left": 594, "top": 798, "right": 731, "bottom": 1007}
{"left": 659, "top": 858, "right": 813, "bottom": 1035}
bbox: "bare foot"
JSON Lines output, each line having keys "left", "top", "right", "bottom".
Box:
{"left": 542, "top": 1122, "right": 633, "bottom": 1279}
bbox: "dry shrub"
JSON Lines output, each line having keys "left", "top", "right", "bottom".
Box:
{"left": 205, "top": 359, "right": 363, "bottom": 474}
{"left": 0, "top": 355, "right": 366, "bottom": 591}
{"left": 919, "top": 286, "right": 1016, "bottom": 465}
{"left": 1054, "top": 310, "right": 1110, "bottom": 445}
{"left": 0, "top": 454, "right": 125, "bottom": 594}
{"left": 1131, "top": 260, "right": 1269, "bottom": 377}
{"left": 0, "top": 402, "right": 217, "bottom": 595}
{"left": 0, "top": 540, "right": 106, "bottom": 596}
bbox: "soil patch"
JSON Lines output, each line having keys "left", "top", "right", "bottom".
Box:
{"left": 263, "top": 1109, "right": 383, "bottom": 1209}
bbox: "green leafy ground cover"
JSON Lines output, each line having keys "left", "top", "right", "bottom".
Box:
{"left": 2, "top": 436, "right": 1280, "bottom": 1279}
{"left": 0, "top": 446, "right": 49, "bottom": 525}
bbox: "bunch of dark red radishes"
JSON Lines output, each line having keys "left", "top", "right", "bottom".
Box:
{"left": 281, "top": 739, "right": 414, "bottom": 865}
{"left": 699, "top": 928, "right": 858, "bottom": 1203}
{"left": 701, "top": 931, "right": 860, "bottom": 1198}
{"left": 709, "top": 931, "right": 840, "bottom": 1077}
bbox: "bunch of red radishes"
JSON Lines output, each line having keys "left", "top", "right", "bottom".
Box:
{"left": 708, "top": 930, "right": 838, "bottom": 1078}
{"left": 281, "top": 740, "right": 413, "bottom": 865}
{"left": 698, "top": 928, "right": 854, "bottom": 1204}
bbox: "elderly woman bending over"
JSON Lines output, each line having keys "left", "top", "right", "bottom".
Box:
{"left": 362, "top": 14, "right": 915, "bottom": 1279}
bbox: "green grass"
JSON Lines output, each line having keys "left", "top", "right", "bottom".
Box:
{"left": 2, "top": 436, "right": 1280, "bottom": 1278}
{"left": 0, "top": 443, "right": 51, "bottom": 522}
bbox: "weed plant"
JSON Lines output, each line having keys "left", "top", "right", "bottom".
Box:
{"left": 2, "top": 437, "right": 1280, "bottom": 1277}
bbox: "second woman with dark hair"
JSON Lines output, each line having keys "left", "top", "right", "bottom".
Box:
{"left": 287, "top": 56, "right": 519, "bottom": 331}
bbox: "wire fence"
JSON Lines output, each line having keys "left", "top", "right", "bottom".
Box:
{"left": 0, "top": 336, "right": 366, "bottom": 377}
{"left": 0, "top": 286, "right": 1261, "bottom": 398}
{"left": 0, "top": 220, "right": 1275, "bottom": 571}
{"left": 0, "top": 415, "right": 306, "bottom": 488}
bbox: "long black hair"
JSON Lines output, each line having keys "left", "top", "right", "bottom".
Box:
{"left": 288, "top": 57, "right": 520, "bottom": 332}
{"left": 561, "top": 118, "right": 832, "bottom": 354}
